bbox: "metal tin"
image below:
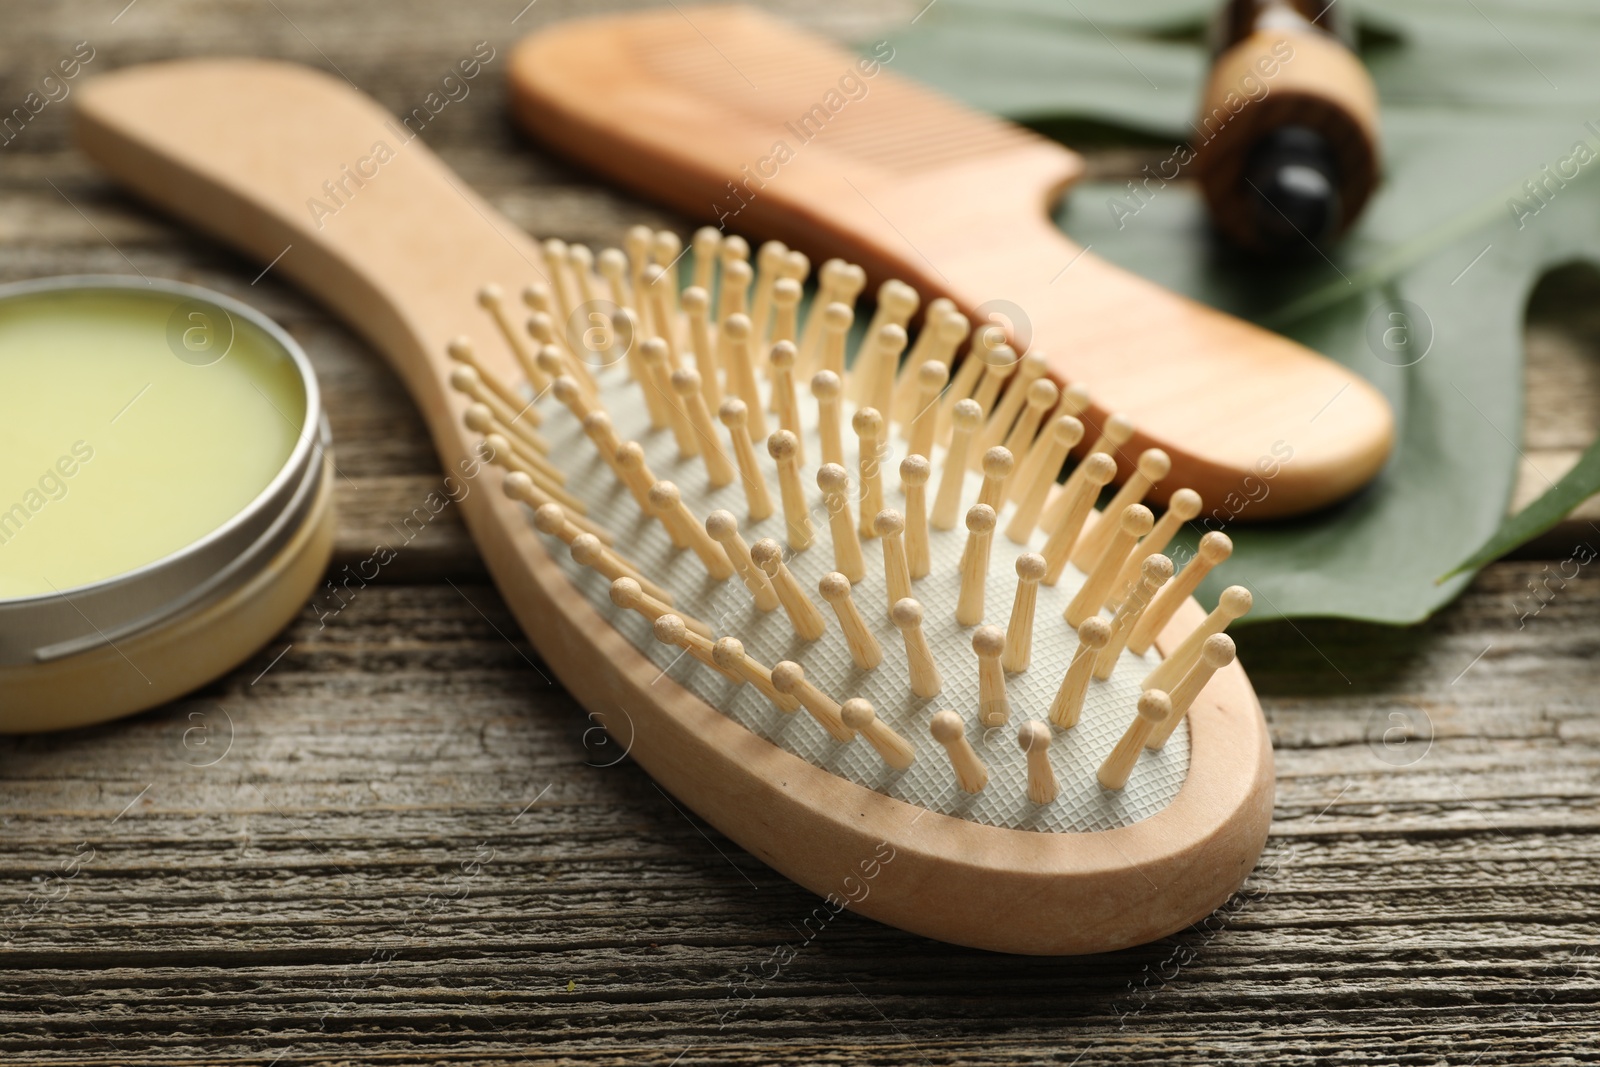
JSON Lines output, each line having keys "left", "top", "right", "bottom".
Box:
{"left": 0, "top": 275, "right": 328, "bottom": 667}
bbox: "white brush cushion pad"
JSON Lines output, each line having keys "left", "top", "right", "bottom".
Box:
{"left": 537, "top": 366, "right": 1188, "bottom": 834}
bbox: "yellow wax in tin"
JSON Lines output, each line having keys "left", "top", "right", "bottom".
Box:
{"left": 0, "top": 288, "right": 305, "bottom": 598}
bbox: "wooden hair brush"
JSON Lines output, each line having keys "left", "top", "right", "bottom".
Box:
{"left": 506, "top": 3, "right": 1394, "bottom": 519}
{"left": 75, "top": 57, "right": 1272, "bottom": 955}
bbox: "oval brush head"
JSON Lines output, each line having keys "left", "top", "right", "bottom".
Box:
{"left": 459, "top": 229, "right": 1275, "bottom": 955}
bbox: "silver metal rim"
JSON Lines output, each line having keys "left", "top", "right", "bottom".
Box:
{"left": 0, "top": 275, "right": 326, "bottom": 665}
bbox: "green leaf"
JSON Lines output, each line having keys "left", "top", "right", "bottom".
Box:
{"left": 1445, "top": 440, "right": 1600, "bottom": 578}
{"left": 884, "top": 0, "right": 1600, "bottom": 622}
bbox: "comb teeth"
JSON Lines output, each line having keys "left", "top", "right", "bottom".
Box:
{"left": 454, "top": 226, "right": 1249, "bottom": 835}
{"left": 628, "top": 8, "right": 1045, "bottom": 174}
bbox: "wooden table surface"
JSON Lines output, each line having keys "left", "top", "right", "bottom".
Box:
{"left": 3, "top": 3, "right": 1598, "bottom": 1064}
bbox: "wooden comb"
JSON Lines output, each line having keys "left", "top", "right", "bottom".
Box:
{"left": 75, "top": 58, "right": 1272, "bottom": 955}
{"left": 507, "top": 4, "right": 1394, "bottom": 519}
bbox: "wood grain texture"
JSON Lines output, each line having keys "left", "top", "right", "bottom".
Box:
{"left": 2, "top": 1, "right": 1598, "bottom": 1062}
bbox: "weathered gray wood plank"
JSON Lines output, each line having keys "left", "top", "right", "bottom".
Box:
{"left": 3, "top": 1, "right": 1600, "bottom": 1063}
